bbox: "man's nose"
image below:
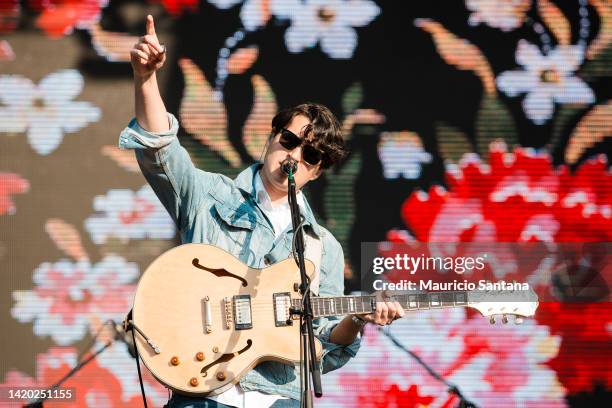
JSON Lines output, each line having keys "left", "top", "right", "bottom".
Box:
{"left": 289, "top": 146, "right": 303, "bottom": 162}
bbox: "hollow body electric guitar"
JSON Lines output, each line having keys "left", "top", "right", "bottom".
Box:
{"left": 129, "top": 244, "right": 538, "bottom": 397}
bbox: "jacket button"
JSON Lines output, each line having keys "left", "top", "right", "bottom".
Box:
{"left": 263, "top": 255, "right": 272, "bottom": 266}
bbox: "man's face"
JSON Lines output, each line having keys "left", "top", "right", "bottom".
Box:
{"left": 260, "top": 114, "right": 322, "bottom": 195}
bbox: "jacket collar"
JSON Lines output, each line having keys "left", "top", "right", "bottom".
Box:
{"left": 234, "top": 163, "right": 321, "bottom": 237}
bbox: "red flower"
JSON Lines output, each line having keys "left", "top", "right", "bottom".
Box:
{"left": 0, "top": 172, "right": 29, "bottom": 215}
{"left": 154, "top": 0, "right": 200, "bottom": 16}
{"left": 401, "top": 143, "right": 611, "bottom": 243}
{"left": 32, "top": 1, "right": 105, "bottom": 38}
{"left": 398, "top": 142, "right": 612, "bottom": 394}
{"left": 0, "top": 0, "right": 19, "bottom": 34}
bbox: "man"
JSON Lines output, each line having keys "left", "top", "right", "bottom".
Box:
{"left": 120, "top": 15, "right": 404, "bottom": 408}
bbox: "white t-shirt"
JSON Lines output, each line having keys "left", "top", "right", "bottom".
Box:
{"left": 207, "top": 172, "right": 303, "bottom": 407}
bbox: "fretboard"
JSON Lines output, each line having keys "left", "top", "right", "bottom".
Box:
{"left": 292, "top": 291, "right": 469, "bottom": 318}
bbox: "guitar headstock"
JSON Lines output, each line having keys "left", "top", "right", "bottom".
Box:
{"left": 467, "top": 285, "right": 539, "bottom": 324}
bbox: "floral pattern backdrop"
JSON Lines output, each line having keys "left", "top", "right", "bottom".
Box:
{"left": 1, "top": 1, "right": 610, "bottom": 407}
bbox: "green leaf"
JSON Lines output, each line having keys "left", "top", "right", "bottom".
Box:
{"left": 323, "top": 149, "right": 362, "bottom": 258}
{"left": 581, "top": 44, "right": 612, "bottom": 80}
{"left": 475, "top": 94, "right": 518, "bottom": 158}
{"left": 435, "top": 121, "right": 473, "bottom": 163}
{"left": 341, "top": 82, "right": 363, "bottom": 115}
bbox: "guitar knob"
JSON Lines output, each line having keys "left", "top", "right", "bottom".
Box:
{"left": 489, "top": 316, "right": 495, "bottom": 324}
{"left": 170, "top": 356, "right": 180, "bottom": 366}
{"left": 213, "top": 346, "right": 219, "bottom": 353}
{"left": 216, "top": 372, "right": 226, "bottom": 381}
{"left": 196, "top": 352, "right": 205, "bottom": 361}
{"left": 190, "top": 377, "right": 199, "bottom": 387}
{"left": 515, "top": 317, "right": 524, "bottom": 325}
{"left": 502, "top": 315, "right": 508, "bottom": 324}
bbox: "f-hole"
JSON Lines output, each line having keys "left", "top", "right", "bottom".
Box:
{"left": 192, "top": 258, "right": 248, "bottom": 287}
{"left": 200, "top": 339, "right": 253, "bottom": 377}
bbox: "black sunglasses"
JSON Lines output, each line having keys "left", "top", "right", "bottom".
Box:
{"left": 278, "top": 129, "right": 323, "bottom": 166}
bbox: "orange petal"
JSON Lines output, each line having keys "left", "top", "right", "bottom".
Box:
{"left": 178, "top": 58, "right": 241, "bottom": 167}
{"left": 538, "top": 0, "right": 571, "bottom": 46}
{"left": 243, "top": 75, "right": 277, "bottom": 160}
{"left": 45, "top": 218, "right": 89, "bottom": 261}
{"left": 415, "top": 18, "right": 496, "bottom": 95}
{"left": 227, "top": 46, "right": 259, "bottom": 74}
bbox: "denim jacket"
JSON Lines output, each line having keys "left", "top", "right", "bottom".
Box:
{"left": 119, "top": 113, "right": 361, "bottom": 401}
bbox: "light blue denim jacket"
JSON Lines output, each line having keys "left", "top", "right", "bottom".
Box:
{"left": 119, "top": 113, "right": 361, "bottom": 401}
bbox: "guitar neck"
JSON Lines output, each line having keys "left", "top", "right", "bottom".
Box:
{"left": 292, "top": 291, "right": 469, "bottom": 318}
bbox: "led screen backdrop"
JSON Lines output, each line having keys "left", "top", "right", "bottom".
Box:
{"left": 1, "top": 0, "right": 610, "bottom": 407}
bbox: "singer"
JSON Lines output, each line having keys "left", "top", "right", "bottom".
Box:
{"left": 120, "top": 14, "right": 404, "bottom": 408}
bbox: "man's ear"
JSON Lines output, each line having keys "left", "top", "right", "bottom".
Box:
{"left": 310, "top": 168, "right": 323, "bottom": 181}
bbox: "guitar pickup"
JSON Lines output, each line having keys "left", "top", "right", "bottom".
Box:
{"left": 233, "top": 295, "right": 252, "bottom": 330}
{"left": 273, "top": 293, "right": 291, "bottom": 327}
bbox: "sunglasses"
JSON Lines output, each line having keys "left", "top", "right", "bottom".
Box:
{"left": 278, "top": 129, "right": 323, "bottom": 166}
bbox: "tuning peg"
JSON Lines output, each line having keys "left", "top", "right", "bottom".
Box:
{"left": 489, "top": 316, "right": 496, "bottom": 324}
{"left": 502, "top": 314, "right": 508, "bottom": 324}
{"left": 515, "top": 317, "right": 524, "bottom": 325}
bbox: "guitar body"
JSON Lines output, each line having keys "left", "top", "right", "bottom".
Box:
{"left": 132, "top": 243, "right": 322, "bottom": 396}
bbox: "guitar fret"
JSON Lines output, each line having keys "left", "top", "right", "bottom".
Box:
{"left": 307, "top": 291, "right": 470, "bottom": 318}
{"left": 417, "top": 294, "right": 430, "bottom": 309}
{"left": 455, "top": 292, "right": 467, "bottom": 305}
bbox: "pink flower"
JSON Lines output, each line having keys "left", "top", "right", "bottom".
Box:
{"left": 321, "top": 308, "right": 565, "bottom": 407}
{"left": 11, "top": 256, "right": 138, "bottom": 345}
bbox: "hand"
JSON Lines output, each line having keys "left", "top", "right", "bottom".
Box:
{"left": 358, "top": 293, "right": 405, "bottom": 326}
{"left": 130, "top": 14, "right": 166, "bottom": 78}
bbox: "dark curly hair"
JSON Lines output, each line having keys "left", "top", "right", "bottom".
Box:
{"left": 270, "top": 103, "right": 348, "bottom": 169}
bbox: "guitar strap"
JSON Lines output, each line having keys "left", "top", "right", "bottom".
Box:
{"left": 303, "top": 232, "right": 322, "bottom": 296}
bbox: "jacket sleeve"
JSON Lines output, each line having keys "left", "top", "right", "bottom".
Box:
{"left": 313, "top": 237, "right": 361, "bottom": 374}
{"left": 118, "top": 113, "right": 219, "bottom": 230}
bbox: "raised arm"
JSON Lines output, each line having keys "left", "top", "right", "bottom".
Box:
{"left": 130, "top": 14, "right": 169, "bottom": 132}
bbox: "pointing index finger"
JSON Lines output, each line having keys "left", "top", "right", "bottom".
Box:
{"left": 146, "top": 14, "right": 156, "bottom": 36}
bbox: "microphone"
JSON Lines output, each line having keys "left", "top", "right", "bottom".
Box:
{"left": 112, "top": 321, "right": 137, "bottom": 359}
{"left": 281, "top": 158, "right": 298, "bottom": 176}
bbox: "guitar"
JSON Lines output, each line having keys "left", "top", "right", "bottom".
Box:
{"left": 129, "top": 244, "right": 538, "bottom": 396}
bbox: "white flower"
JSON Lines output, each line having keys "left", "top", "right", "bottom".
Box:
{"left": 497, "top": 41, "right": 595, "bottom": 125}
{"left": 208, "top": 0, "right": 269, "bottom": 31}
{"left": 0, "top": 70, "right": 101, "bottom": 155}
{"left": 271, "top": 0, "right": 380, "bottom": 59}
{"left": 466, "top": 0, "right": 531, "bottom": 32}
{"left": 378, "top": 131, "right": 432, "bottom": 179}
{"left": 84, "top": 185, "right": 176, "bottom": 244}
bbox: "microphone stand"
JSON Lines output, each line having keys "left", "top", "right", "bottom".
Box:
{"left": 285, "top": 163, "right": 322, "bottom": 408}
